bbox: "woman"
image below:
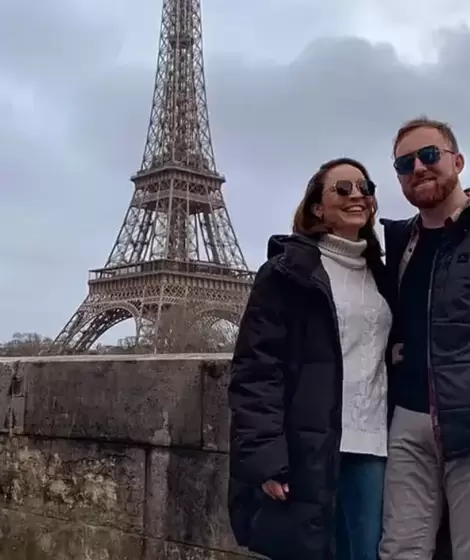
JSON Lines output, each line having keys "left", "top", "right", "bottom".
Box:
{"left": 228, "top": 158, "right": 392, "bottom": 560}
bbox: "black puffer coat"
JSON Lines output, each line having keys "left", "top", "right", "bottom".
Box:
{"left": 227, "top": 233, "right": 389, "bottom": 560}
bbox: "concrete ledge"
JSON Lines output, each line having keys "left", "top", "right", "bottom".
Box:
{"left": 0, "top": 353, "right": 233, "bottom": 363}
{"left": 0, "top": 356, "right": 231, "bottom": 451}
{"left": 0, "top": 355, "right": 251, "bottom": 560}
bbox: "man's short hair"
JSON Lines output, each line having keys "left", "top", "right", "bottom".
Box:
{"left": 393, "top": 116, "right": 459, "bottom": 154}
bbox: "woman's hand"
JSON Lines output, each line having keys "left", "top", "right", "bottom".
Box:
{"left": 392, "top": 342, "right": 404, "bottom": 365}
{"left": 262, "top": 480, "right": 289, "bottom": 500}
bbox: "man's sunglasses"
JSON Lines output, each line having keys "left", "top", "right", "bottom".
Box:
{"left": 329, "top": 179, "right": 376, "bottom": 197}
{"left": 393, "top": 145, "right": 454, "bottom": 175}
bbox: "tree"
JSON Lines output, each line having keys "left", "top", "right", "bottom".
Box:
{"left": 0, "top": 332, "right": 53, "bottom": 356}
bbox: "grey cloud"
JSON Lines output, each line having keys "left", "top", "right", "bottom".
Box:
{"left": 202, "top": 0, "right": 356, "bottom": 62}
{"left": 0, "top": 1, "right": 121, "bottom": 94}
{"left": 207, "top": 28, "right": 470, "bottom": 249}
{"left": 371, "top": 0, "right": 470, "bottom": 29}
{"left": 1, "top": 1, "right": 470, "bottom": 341}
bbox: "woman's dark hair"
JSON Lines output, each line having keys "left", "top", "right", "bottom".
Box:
{"left": 292, "top": 157, "right": 383, "bottom": 264}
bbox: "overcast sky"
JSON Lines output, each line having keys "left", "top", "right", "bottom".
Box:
{"left": 1, "top": 0, "right": 470, "bottom": 342}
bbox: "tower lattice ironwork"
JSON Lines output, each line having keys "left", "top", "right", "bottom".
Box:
{"left": 52, "top": 0, "right": 254, "bottom": 353}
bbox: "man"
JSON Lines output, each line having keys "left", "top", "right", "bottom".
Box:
{"left": 379, "top": 117, "right": 470, "bottom": 559}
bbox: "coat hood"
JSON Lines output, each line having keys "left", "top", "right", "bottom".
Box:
{"left": 266, "top": 234, "right": 325, "bottom": 289}
{"left": 267, "top": 233, "right": 320, "bottom": 260}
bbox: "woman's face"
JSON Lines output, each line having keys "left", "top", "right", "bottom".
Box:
{"left": 312, "top": 164, "right": 374, "bottom": 240}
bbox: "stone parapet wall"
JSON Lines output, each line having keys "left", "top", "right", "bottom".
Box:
{"left": 0, "top": 355, "right": 254, "bottom": 560}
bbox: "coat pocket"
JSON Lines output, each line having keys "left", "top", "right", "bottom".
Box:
{"left": 228, "top": 478, "right": 263, "bottom": 547}
{"left": 248, "top": 497, "right": 291, "bottom": 558}
{"left": 248, "top": 498, "right": 322, "bottom": 559}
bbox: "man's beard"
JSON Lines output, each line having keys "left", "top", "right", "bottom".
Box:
{"left": 403, "top": 174, "right": 458, "bottom": 209}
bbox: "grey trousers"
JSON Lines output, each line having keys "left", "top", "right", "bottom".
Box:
{"left": 379, "top": 406, "right": 470, "bottom": 560}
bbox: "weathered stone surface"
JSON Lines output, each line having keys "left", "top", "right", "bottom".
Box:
{"left": 0, "top": 511, "right": 253, "bottom": 560}
{"left": 202, "top": 361, "right": 230, "bottom": 452}
{"left": 0, "top": 362, "right": 25, "bottom": 436}
{"left": 0, "top": 509, "right": 86, "bottom": 560}
{"left": 0, "top": 355, "right": 244, "bottom": 560}
{"left": 164, "top": 540, "right": 254, "bottom": 560}
{"left": 0, "top": 436, "right": 145, "bottom": 533}
{"left": 0, "top": 509, "right": 145, "bottom": 560}
{"left": 84, "top": 525, "right": 145, "bottom": 559}
{"left": 0, "top": 363, "right": 16, "bottom": 419}
{"left": 23, "top": 356, "right": 203, "bottom": 447}
{"left": 142, "top": 538, "right": 165, "bottom": 559}
{"left": 148, "top": 449, "right": 240, "bottom": 553}
{"left": 146, "top": 447, "right": 170, "bottom": 539}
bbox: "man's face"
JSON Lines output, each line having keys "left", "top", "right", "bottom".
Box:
{"left": 394, "top": 126, "right": 464, "bottom": 209}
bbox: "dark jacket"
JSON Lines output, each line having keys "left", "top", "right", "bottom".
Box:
{"left": 380, "top": 210, "right": 470, "bottom": 560}
{"left": 382, "top": 205, "right": 470, "bottom": 463}
{"left": 227, "top": 233, "right": 389, "bottom": 560}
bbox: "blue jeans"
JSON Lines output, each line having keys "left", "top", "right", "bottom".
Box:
{"left": 336, "top": 452, "right": 386, "bottom": 560}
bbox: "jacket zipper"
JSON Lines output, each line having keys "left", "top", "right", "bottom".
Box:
{"left": 427, "top": 252, "right": 443, "bottom": 459}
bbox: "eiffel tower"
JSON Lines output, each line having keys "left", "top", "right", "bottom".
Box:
{"left": 52, "top": 0, "right": 254, "bottom": 353}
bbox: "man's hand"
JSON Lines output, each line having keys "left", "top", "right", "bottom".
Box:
{"left": 262, "top": 480, "right": 289, "bottom": 500}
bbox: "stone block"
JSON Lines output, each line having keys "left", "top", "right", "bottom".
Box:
{"left": 23, "top": 357, "right": 203, "bottom": 447}
{"left": 142, "top": 538, "right": 165, "bottom": 560}
{"left": 163, "top": 540, "right": 254, "bottom": 560}
{"left": 0, "top": 509, "right": 86, "bottom": 560}
{"left": 0, "top": 436, "right": 145, "bottom": 534}
{"left": 0, "top": 362, "right": 26, "bottom": 436}
{"left": 145, "top": 447, "right": 170, "bottom": 539}
{"left": 0, "top": 509, "right": 145, "bottom": 560}
{"left": 202, "top": 360, "right": 231, "bottom": 452}
{"left": 147, "top": 448, "right": 241, "bottom": 553}
{"left": 0, "top": 363, "right": 16, "bottom": 418}
{"left": 83, "top": 525, "right": 145, "bottom": 559}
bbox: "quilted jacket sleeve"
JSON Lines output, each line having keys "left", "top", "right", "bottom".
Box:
{"left": 228, "top": 261, "right": 289, "bottom": 486}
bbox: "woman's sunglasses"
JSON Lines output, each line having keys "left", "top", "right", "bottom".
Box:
{"left": 393, "top": 145, "right": 454, "bottom": 175}
{"left": 329, "top": 179, "right": 376, "bottom": 197}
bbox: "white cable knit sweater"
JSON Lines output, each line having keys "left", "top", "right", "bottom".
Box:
{"left": 318, "top": 234, "right": 392, "bottom": 457}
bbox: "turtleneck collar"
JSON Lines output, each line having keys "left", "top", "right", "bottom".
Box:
{"left": 317, "top": 233, "right": 367, "bottom": 269}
